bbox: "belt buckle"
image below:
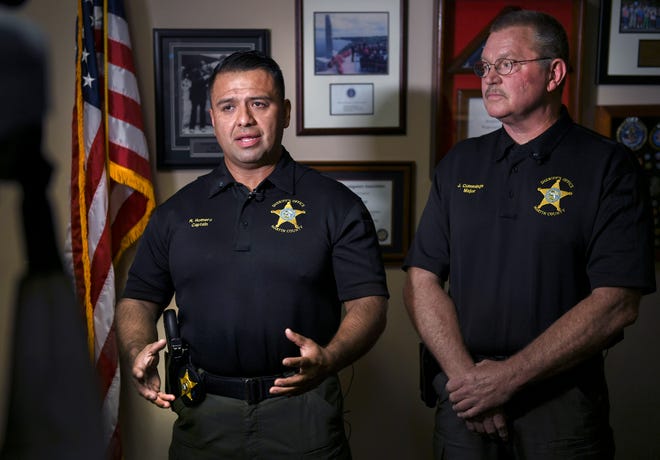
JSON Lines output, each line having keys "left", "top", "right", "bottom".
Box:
{"left": 244, "top": 377, "right": 263, "bottom": 405}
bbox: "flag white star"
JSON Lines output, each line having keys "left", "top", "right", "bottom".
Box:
{"left": 83, "top": 73, "right": 95, "bottom": 88}
{"left": 81, "top": 49, "right": 90, "bottom": 63}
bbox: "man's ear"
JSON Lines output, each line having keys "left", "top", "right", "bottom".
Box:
{"left": 282, "top": 99, "right": 291, "bottom": 129}
{"left": 547, "top": 58, "right": 568, "bottom": 92}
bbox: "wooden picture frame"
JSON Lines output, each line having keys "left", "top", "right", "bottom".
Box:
{"left": 295, "top": 0, "right": 408, "bottom": 135}
{"left": 456, "top": 88, "right": 501, "bottom": 142}
{"left": 431, "top": 0, "right": 585, "bottom": 170}
{"left": 304, "top": 161, "right": 415, "bottom": 263}
{"left": 596, "top": 0, "right": 660, "bottom": 85}
{"left": 153, "top": 29, "right": 270, "bottom": 169}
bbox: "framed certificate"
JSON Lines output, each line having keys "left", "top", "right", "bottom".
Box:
{"left": 304, "top": 161, "right": 415, "bottom": 263}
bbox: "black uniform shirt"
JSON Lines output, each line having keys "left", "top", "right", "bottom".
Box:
{"left": 124, "top": 149, "right": 389, "bottom": 376}
{"left": 404, "top": 108, "right": 656, "bottom": 357}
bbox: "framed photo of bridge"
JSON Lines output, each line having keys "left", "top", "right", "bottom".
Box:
{"left": 295, "top": 0, "right": 408, "bottom": 135}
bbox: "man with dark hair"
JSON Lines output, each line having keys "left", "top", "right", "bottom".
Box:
{"left": 404, "top": 10, "right": 655, "bottom": 459}
{"left": 116, "top": 50, "right": 388, "bottom": 459}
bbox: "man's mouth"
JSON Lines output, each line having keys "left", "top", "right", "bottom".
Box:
{"left": 236, "top": 134, "right": 260, "bottom": 147}
{"left": 485, "top": 90, "right": 505, "bottom": 99}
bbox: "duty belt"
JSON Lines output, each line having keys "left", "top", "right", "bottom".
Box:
{"left": 201, "top": 371, "right": 280, "bottom": 405}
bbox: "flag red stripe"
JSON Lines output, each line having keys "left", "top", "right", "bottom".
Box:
{"left": 107, "top": 35, "right": 136, "bottom": 74}
{"left": 107, "top": 425, "right": 122, "bottom": 460}
{"left": 109, "top": 141, "right": 150, "bottom": 178}
{"left": 108, "top": 90, "right": 144, "bottom": 131}
{"left": 89, "top": 221, "right": 112, "bottom": 308}
{"left": 111, "top": 192, "right": 147, "bottom": 258}
{"left": 84, "top": 136, "right": 106, "bottom": 202}
{"left": 96, "top": 326, "right": 118, "bottom": 397}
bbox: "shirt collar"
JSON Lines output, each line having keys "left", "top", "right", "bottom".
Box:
{"left": 494, "top": 106, "right": 573, "bottom": 164}
{"left": 206, "top": 147, "right": 296, "bottom": 198}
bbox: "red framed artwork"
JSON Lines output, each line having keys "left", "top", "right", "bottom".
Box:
{"left": 430, "top": 0, "right": 585, "bottom": 170}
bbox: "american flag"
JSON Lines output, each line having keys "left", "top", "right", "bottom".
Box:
{"left": 70, "top": 0, "right": 155, "bottom": 457}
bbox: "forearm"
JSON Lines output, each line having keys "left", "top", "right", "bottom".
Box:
{"left": 403, "top": 267, "right": 473, "bottom": 379}
{"left": 115, "top": 297, "right": 162, "bottom": 365}
{"left": 324, "top": 295, "right": 387, "bottom": 373}
{"left": 506, "top": 286, "right": 641, "bottom": 391}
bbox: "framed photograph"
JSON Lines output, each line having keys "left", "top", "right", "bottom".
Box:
{"left": 295, "top": 0, "right": 408, "bottom": 135}
{"left": 304, "top": 161, "right": 414, "bottom": 263}
{"left": 456, "top": 89, "right": 501, "bottom": 141}
{"left": 431, "top": 0, "right": 585, "bottom": 169}
{"left": 153, "top": 29, "right": 270, "bottom": 169}
{"left": 595, "top": 105, "right": 660, "bottom": 260}
{"left": 596, "top": 0, "right": 660, "bottom": 84}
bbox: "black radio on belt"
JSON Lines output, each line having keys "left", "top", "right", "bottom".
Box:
{"left": 163, "top": 309, "right": 205, "bottom": 407}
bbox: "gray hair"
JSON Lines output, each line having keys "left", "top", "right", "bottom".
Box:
{"left": 490, "top": 9, "right": 569, "bottom": 65}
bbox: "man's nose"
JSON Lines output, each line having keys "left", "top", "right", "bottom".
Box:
{"left": 237, "top": 105, "right": 255, "bottom": 126}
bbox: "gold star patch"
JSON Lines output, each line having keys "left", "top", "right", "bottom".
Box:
{"left": 179, "top": 369, "right": 198, "bottom": 401}
{"left": 271, "top": 200, "right": 306, "bottom": 229}
{"left": 536, "top": 179, "right": 573, "bottom": 212}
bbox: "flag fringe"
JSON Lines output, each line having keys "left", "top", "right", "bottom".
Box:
{"left": 108, "top": 162, "right": 155, "bottom": 264}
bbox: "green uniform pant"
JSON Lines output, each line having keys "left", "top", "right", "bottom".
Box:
{"left": 169, "top": 375, "right": 351, "bottom": 459}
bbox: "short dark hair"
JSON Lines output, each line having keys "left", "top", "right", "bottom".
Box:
{"left": 490, "top": 10, "right": 569, "bottom": 65}
{"left": 208, "top": 50, "right": 285, "bottom": 100}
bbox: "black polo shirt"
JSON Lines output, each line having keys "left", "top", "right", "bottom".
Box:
{"left": 124, "top": 149, "right": 389, "bottom": 376}
{"left": 404, "top": 108, "right": 656, "bottom": 357}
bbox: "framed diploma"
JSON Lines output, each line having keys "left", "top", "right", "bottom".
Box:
{"left": 295, "top": 0, "right": 408, "bottom": 135}
{"left": 304, "top": 161, "right": 415, "bottom": 263}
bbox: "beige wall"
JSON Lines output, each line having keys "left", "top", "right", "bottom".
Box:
{"left": 3, "top": 0, "right": 659, "bottom": 458}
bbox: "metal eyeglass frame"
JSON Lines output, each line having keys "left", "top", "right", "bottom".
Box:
{"left": 473, "top": 57, "right": 552, "bottom": 78}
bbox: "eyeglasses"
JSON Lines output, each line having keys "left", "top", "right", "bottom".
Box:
{"left": 473, "top": 57, "right": 552, "bottom": 78}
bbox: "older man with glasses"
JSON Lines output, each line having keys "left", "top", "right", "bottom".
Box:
{"left": 404, "top": 9, "right": 656, "bottom": 460}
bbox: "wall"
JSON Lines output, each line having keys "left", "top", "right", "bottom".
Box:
{"left": 2, "top": 0, "right": 658, "bottom": 458}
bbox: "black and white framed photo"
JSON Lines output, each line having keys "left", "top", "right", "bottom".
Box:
{"left": 153, "top": 29, "right": 270, "bottom": 169}
{"left": 295, "top": 0, "right": 408, "bottom": 135}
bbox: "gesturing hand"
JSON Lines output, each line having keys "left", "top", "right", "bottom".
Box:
{"left": 131, "top": 338, "right": 175, "bottom": 408}
{"left": 269, "top": 328, "right": 334, "bottom": 396}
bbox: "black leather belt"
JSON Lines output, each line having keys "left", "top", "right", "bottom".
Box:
{"left": 201, "top": 372, "right": 280, "bottom": 405}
